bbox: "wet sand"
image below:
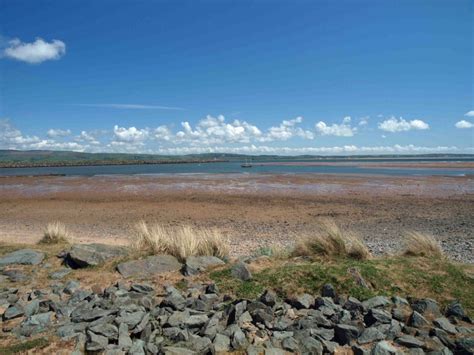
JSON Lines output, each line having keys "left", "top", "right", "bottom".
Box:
{"left": 0, "top": 173, "right": 473, "bottom": 262}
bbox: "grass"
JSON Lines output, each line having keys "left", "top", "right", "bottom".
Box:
{"left": 0, "top": 337, "right": 50, "bottom": 354}
{"left": 39, "top": 221, "right": 72, "bottom": 245}
{"left": 209, "top": 256, "right": 474, "bottom": 315}
{"left": 129, "top": 221, "right": 229, "bottom": 262}
{"left": 403, "top": 231, "right": 444, "bottom": 258}
{"left": 292, "top": 219, "right": 371, "bottom": 260}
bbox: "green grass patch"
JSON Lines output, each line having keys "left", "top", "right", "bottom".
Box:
{"left": 209, "top": 256, "right": 474, "bottom": 315}
{"left": 0, "top": 337, "right": 50, "bottom": 354}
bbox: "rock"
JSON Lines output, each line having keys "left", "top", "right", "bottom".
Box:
{"left": 409, "top": 311, "right": 430, "bottom": 328}
{"left": 260, "top": 289, "right": 277, "bottom": 307}
{"left": 64, "top": 280, "right": 80, "bottom": 294}
{"left": 282, "top": 337, "right": 300, "bottom": 352}
{"left": 24, "top": 300, "right": 40, "bottom": 317}
{"left": 130, "top": 283, "right": 154, "bottom": 293}
{"left": 335, "top": 324, "right": 360, "bottom": 345}
{"left": 411, "top": 298, "right": 441, "bottom": 317}
{"left": 118, "top": 323, "right": 132, "bottom": 349}
{"left": 372, "top": 341, "right": 399, "bottom": 355}
{"left": 396, "top": 335, "right": 425, "bottom": 348}
{"left": 231, "top": 326, "right": 248, "bottom": 349}
{"left": 185, "top": 314, "right": 208, "bottom": 328}
{"left": 344, "top": 296, "right": 364, "bottom": 311}
{"left": 19, "top": 312, "right": 53, "bottom": 336}
{"left": 117, "top": 255, "right": 182, "bottom": 278}
{"left": 67, "top": 243, "right": 127, "bottom": 268}
{"left": 231, "top": 262, "right": 252, "bottom": 281}
{"left": 49, "top": 268, "right": 72, "bottom": 280}
{"left": 87, "top": 330, "right": 109, "bottom": 351}
{"left": 162, "top": 347, "right": 197, "bottom": 355}
{"left": 321, "top": 284, "right": 336, "bottom": 298}
{"left": 129, "top": 339, "right": 145, "bottom": 354}
{"left": 264, "top": 348, "right": 286, "bottom": 355}
{"left": 433, "top": 317, "right": 457, "bottom": 335}
{"left": 455, "top": 337, "right": 474, "bottom": 354}
{"left": 213, "top": 333, "right": 231, "bottom": 353}
{"left": 287, "top": 293, "right": 314, "bottom": 309}
{"left": 352, "top": 344, "right": 371, "bottom": 355}
{"left": 365, "top": 308, "right": 392, "bottom": 326}
{"left": 363, "top": 296, "right": 391, "bottom": 309}
{"left": 358, "top": 327, "right": 386, "bottom": 344}
{"left": 182, "top": 256, "right": 224, "bottom": 276}
{"left": 161, "top": 286, "right": 186, "bottom": 310}
{"left": 348, "top": 267, "right": 370, "bottom": 289}
{"left": 300, "top": 337, "right": 323, "bottom": 354}
{"left": 3, "top": 269, "right": 30, "bottom": 282}
{"left": 89, "top": 323, "right": 119, "bottom": 339}
{"left": 445, "top": 301, "right": 465, "bottom": 319}
{"left": 0, "top": 249, "right": 44, "bottom": 266}
{"left": 4, "top": 304, "right": 24, "bottom": 319}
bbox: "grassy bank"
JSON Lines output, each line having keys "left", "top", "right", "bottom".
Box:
{"left": 209, "top": 256, "right": 474, "bottom": 315}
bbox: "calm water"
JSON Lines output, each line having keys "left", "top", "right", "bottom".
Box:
{"left": 0, "top": 158, "right": 473, "bottom": 177}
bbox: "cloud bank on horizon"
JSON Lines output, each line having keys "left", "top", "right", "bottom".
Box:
{"left": 1, "top": 113, "right": 472, "bottom": 155}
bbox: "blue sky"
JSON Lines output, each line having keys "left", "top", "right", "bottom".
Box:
{"left": 0, "top": 0, "right": 472, "bottom": 155}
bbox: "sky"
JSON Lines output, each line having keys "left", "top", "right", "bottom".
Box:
{"left": 0, "top": 0, "right": 473, "bottom": 155}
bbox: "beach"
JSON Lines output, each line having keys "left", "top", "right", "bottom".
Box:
{"left": 0, "top": 173, "right": 472, "bottom": 263}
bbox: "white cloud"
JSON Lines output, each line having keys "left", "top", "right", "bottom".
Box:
{"left": 76, "top": 103, "right": 184, "bottom": 110}
{"left": 0, "top": 119, "right": 41, "bottom": 148}
{"left": 315, "top": 117, "right": 357, "bottom": 137}
{"left": 47, "top": 128, "right": 71, "bottom": 138}
{"left": 3, "top": 38, "right": 66, "bottom": 64}
{"left": 75, "top": 131, "right": 100, "bottom": 145}
{"left": 464, "top": 111, "right": 474, "bottom": 117}
{"left": 263, "top": 117, "right": 314, "bottom": 141}
{"left": 378, "top": 116, "right": 429, "bottom": 132}
{"left": 176, "top": 115, "right": 262, "bottom": 145}
{"left": 455, "top": 120, "right": 474, "bottom": 129}
{"left": 358, "top": 116, "right": 369, "bottom": 126}
{"left": 113, "top": 125, "right": 149, "bottom": 143}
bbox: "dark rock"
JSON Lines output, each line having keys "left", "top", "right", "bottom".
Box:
{"left": 231, "top": 262, "right": 252, "bottom": 281}
{"left": 396, "top": 335, "right": 425, "bottom": 348}
{"left": 335, "top": 324, "right": 360, "bottom": 345}
{"left": 358, "top": 327, "right": 386, "bottom": 344}
{"left": 287, "top": 293, "right": 314, "bottom": 309}
{"left": 182, "top": 256, "right": 224, "bottom": 276}
{"left": 409, "top": 311, "right": 430, "bottom": 328}
{"left": 185, "top": 314, "right": 208, "bottom": 328}
{"left": 446, "top": 301, "right": 465, "bottom": 319}
{"left": 0, "top": 249, "right": 44, "bottom": 266}
{"left": 66, "top": 243, "right": 127, "bottom": 268}
{"left": 344, "top": 296, "right": 364, "bottom": 312}
{"left": 117, "top": 255, "right": 182, "bottom": 278}
{"left": 455, "top": 337, "right": 474, "bottom": 354}
{"left": 205, "top": 283, "right": 219, "bottom": 294}
{"left": 260, "top": 289, "right": 277, "bottom": 307}
{"left": 372, "top": 341, "right": 399, "bottom": 355}
{"left": 433, "top": 318, "right": 457, "bottom": 335}
{"left": 321, "top": 283, "right": 336, "bottom": 298}
{"left": 365, "top": 308, "right": 392, "bottom": 326}
{"left": 130, "top": 283, "right": 154, "bottom": 293}
{"left": 352, "top": 344, "right": 371, "bottom": 355}
{"left": 411, "top": 298, "right": 441, "bottom": 317}
{"left": 161, "top": 286, "right": 186, "bottom": 311}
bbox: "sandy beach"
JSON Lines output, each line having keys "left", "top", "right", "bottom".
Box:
{"left": 0, "top": 173, "right": 472, "bottom": 263}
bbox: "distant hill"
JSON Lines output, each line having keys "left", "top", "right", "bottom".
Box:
{"left": 0, "top": 150, "right": 472, "bottom": 168}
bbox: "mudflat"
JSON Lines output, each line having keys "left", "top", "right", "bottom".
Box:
{"left": 0, "top": 173, "right": 473, "bottom": 262}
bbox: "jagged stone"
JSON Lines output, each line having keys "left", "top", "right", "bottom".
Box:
{"left": 0, "top": 249, "right": 44, "bottom": 266}
{"left": 396, "top": 335, "right": 425, "bottom": 348}
{"left": 182, "top": 256, "right": 225, "bottom": 276}
{"left": 433, "top": 317, "right": 457, "bottom": 335}
{"left": 231, "top": 262, "right": 252, "bottom": 281}
{"left": 335, "top": 324, "right": 360, "bottom": 345}
{"left": 117, "top": 255, "right": 182, "bottom": 278}
{"left": 287, "top": 293, "right": 314, "bottom": 309}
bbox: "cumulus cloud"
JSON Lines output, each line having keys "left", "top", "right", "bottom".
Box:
{"left": 358, "top": 116, "right": 369, "bottom": 126}
{"left": 154, "top": 126, "right": 173, "bottom": 141}
{"left": 75, "top": 131, "right": 101, "bottom": 145}
{"left": 464, "top": 111, "right": 474, "bottom": 117}
{"left": 0, "top": 119, "right": 41, "bottom": 148}
{"left": 3, "top": 38, "right": 66, "bottom": 64}
{"left": 176, "top": 115, "right": 262, "bottom": 145}
{"left": 47, "top": 128, "right": 71, "bottom": 138}
{"left": 113, "top": 125, "right": 149, "bottom": 143}
{"left": 455, "top": 120, "right": 473, "bottom": 129}
{"left": 263, "top": 117, "right": 313, "bottom": 141}
{"left": 378, "top": 116, "right": 429, "bottom": 132}
{"left": 315, "top": 116, "right": 357, "bottom": 137}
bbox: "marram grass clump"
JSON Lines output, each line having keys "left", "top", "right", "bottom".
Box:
{"left": 39, "top": 221, "right": 73, "bottom": 244}
{"left": 292, "top": 219, "right": 371, "bottom": 260}
{"left": 403, "top": 231, "right": 444, "bottom": 258}
{"left": 130, "top": 221, "right": 229, "bottom": 262}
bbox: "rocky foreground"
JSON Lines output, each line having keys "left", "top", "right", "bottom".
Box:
{"left": 0, "top": 246, "right": 473, "bottom": 354}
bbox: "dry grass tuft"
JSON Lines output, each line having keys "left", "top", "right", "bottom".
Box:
{"left": 130, "top": 221, "right": 229, "bottom": 262}
{"left": 39, "top": 221, "right": 72, "bottom": 244}
{"left": 403, "top": 231, "right": 444, "bottom": 258}
{"left": 292, "top": 219, "right": 371, "bottom": 260}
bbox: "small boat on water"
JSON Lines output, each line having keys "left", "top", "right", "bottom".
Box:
{"left": 241, "top": 158, "right": 252, "bottom": 168}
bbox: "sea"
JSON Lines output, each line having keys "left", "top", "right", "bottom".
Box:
{"left": 0, "top": 158, "right": 473, "bottom": 177}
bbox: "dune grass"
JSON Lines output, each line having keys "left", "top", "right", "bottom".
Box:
{"left": 292, "top": 219, "right": 371, "bottom": 260}
{"left": 403, "top": 231, "right": 444, "bottom": 258}
{"left": 38, "top": 221, "right": 72, "bottom": 244}
{"left": 129, "top": 221, "right": 229, "bottom": 262}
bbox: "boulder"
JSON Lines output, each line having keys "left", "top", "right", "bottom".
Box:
{"left": 335, "top": 324, "right": 360, "bottom": 345}
{"left": 182, "top": 256, "right": 225, "bottom": 276}
{"left": 287, "top": 293, "right": 315, "bottom": 309}
{"left": 396, "top": 335, "right": 425, "bottom": 348}
{"left": 321, "top": 283, "right": 336, "bottom": 298}
{"left": 231, "top": 262, "right": 252, "bottom": 281}
{"left": 0, "top": 249, "right": 44, "bottom": 266}
{"left": 3, "top": 269, "right": 30, "bottom": 282}
{"left": 213, "top": 333, "right": 230, "bottom": 353}
{"left": 66, "top": 244, "right": 127, "bottom": 268}
{"left": 411, "top": 298, "right": 441, "bottom": 317}
{"left": 117, "top": 255, "right": 182, "bottom": 278}
{"left": 372, "top": 341, "right": 399, "bottom": 355}
{"left": 433, "top": 317, "right": 457, "bottom": 335}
